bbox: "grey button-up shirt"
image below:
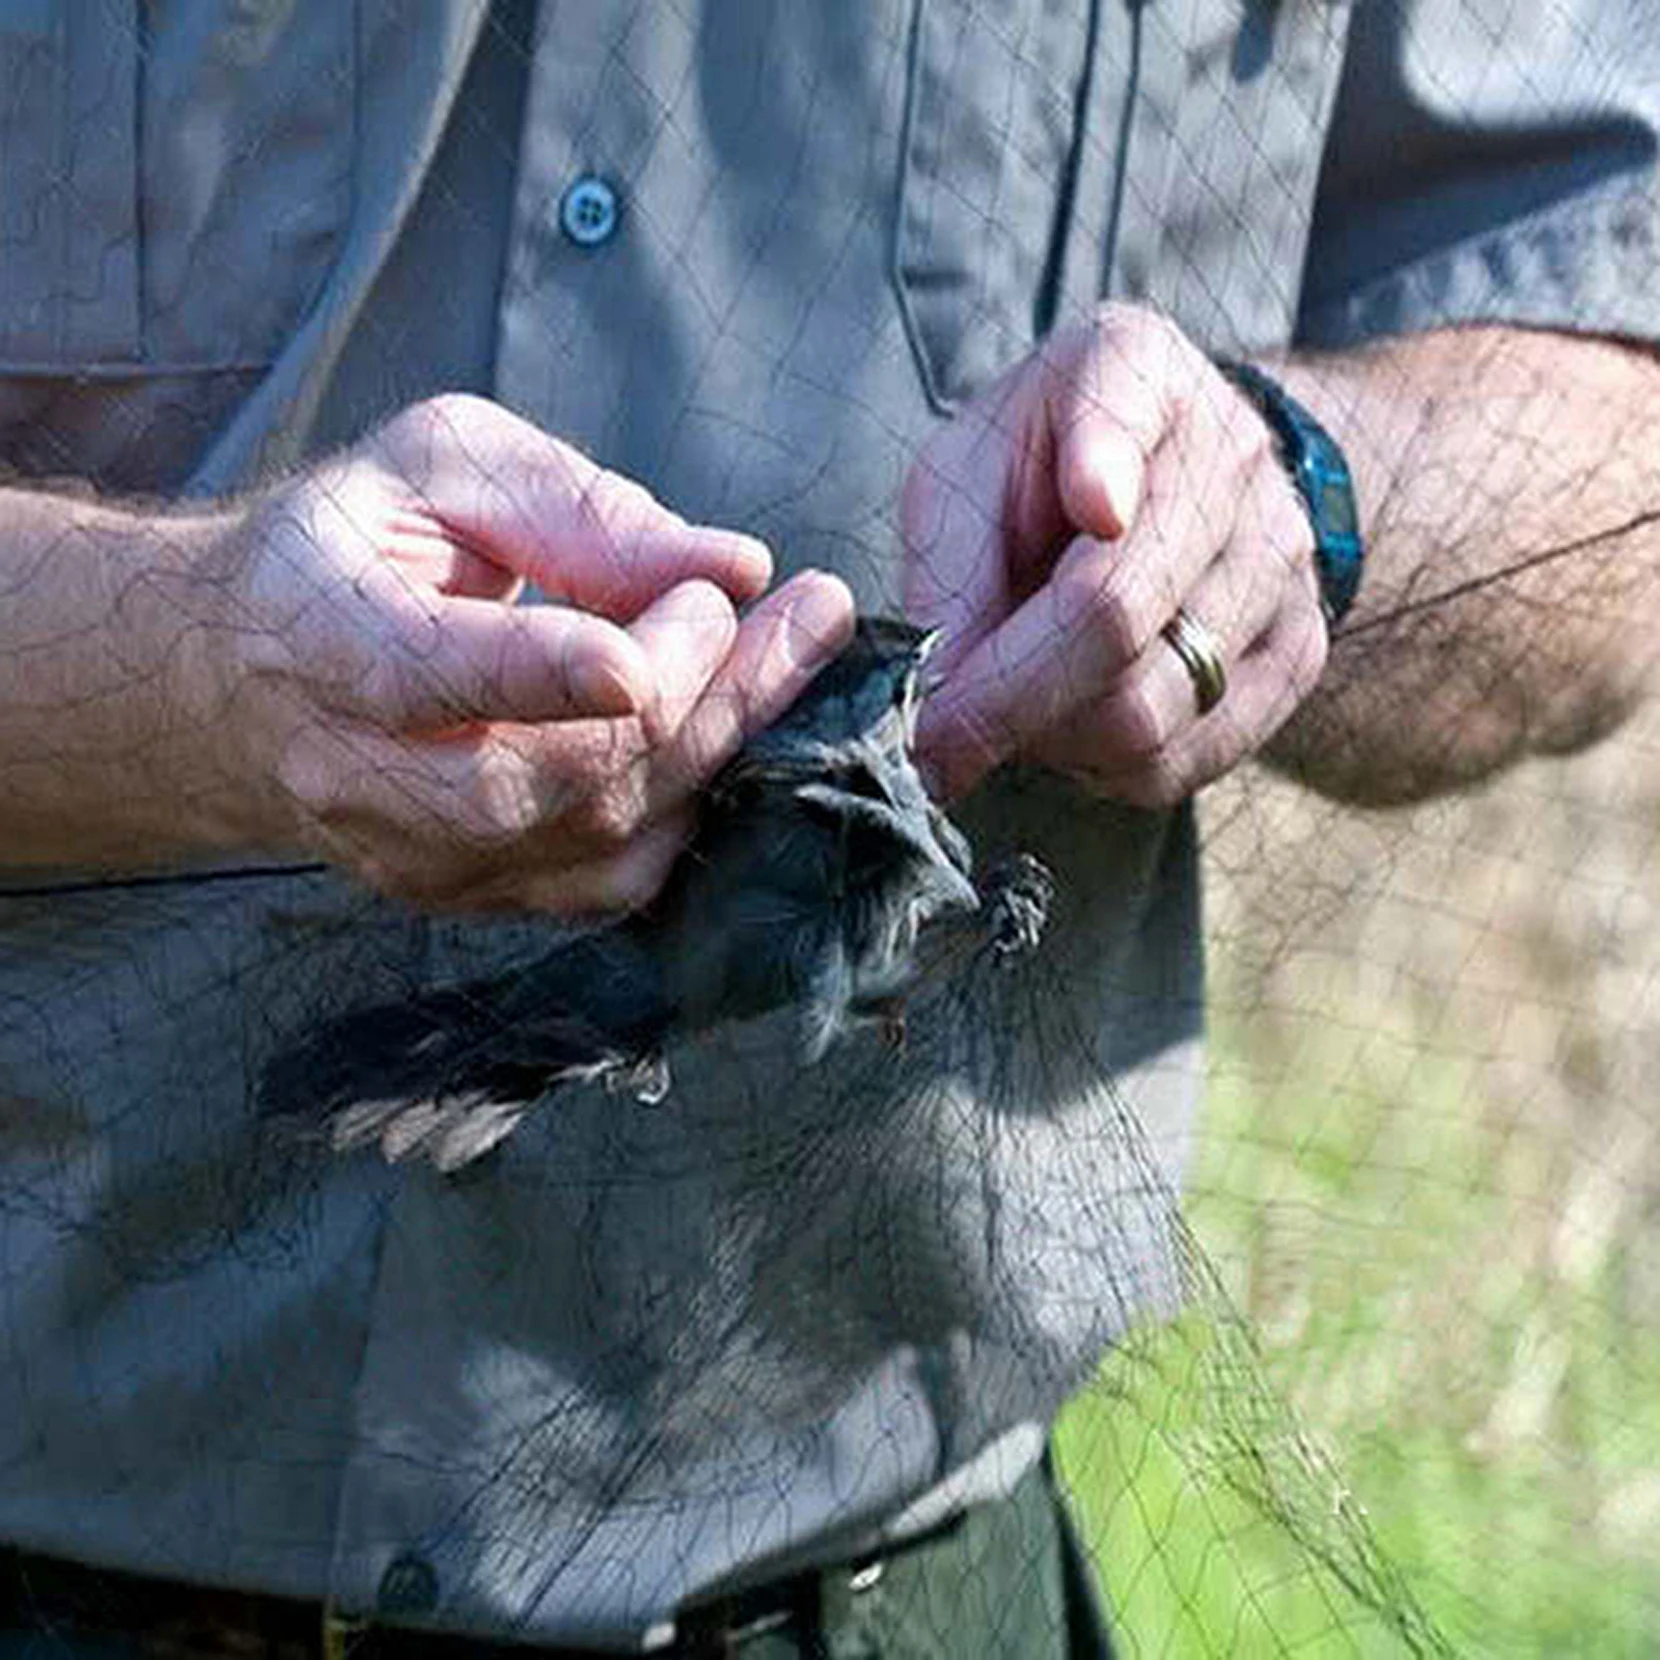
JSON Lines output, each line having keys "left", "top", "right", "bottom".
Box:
{"left": 1, "top": 1, "right": 1656, "bottom": 1648}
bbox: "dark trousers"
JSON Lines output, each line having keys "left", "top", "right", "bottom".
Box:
{"left": 1, "top": 1453, "right": 1113, "bottom": 1659}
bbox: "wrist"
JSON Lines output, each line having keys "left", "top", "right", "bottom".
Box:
{"left": 0, "top": 490, "right": 293, "bottom": 869}
{"left": 122, "top": 498, "right": 312, "bottom": 859}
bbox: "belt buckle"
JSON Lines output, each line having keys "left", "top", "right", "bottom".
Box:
{"left": 722, "top": 1605, "right": 794, "bottom": 1647}
{"left": 678, "top": 1570, "right": 820, "bottom": 1658}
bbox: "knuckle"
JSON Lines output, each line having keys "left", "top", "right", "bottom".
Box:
{"left": 1258, "top": 478, "right": 1317, "bottom": 572}
{"left": 1110, "top": 679, "right": 1174, "bottom": 761}
{"left": 605, "top": 861, "right": 670, "bottom": 915}
{"left": 573, "top": 468, "right": 665, "bottom": 551}
{"left": 354, "top": 651, "right": 415, "bottom": 720}
{"left": 561, "top": 851, "right": 669, "bottom": 918}
{"left": 1057, "top": 562, "right": 1147, "bottom": 662}
{"left": 273, "top": 735, "right": 337, "bottom": 816}
{"left": 371, "top": 394, "right": 507, "bottom": 491}
{"left": 565, "top": 780, "right": 646, "bottom": 849}
{"left": 411, "top": 390, "right": 491, "bottom": 434}
{"left": 1294, "top": 607, "right": 1331, "bottom": 694}
{"left": 381, "top": 394, "right": 457, "bottom": 453}
{"left": 1233, "top": 409, "right": 1278, "bottom": 474}
{"left": 1284, "top": 511, "right": 1319, "bottom": 576}
{"left": 1092, "top": 297, "right": 1153, "bottom": 339}
{"left": 1094, "top": 300, "right": 1190, "bottom": 367}
{"left": 465, "top": 771, "right": 545, "bottom": 849}
{"left": 571, "top": 469, "right": 616, "bottom": 538}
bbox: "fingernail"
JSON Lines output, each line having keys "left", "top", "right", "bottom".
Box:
{"left": 1094, "top": 439, "right": 1142, "bottom": 538}
{"left": 783, "top": 572, "right": 855, "bottom": 667}
{"left": 725, "top": 532, "right": 774, "bottom": 596}
{"left": 575, "top": 637, "right": 648, "bottom": 714}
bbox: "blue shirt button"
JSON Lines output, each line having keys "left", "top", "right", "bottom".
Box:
{"left": 560, "top": 176, "right": 619, "bottom": 247}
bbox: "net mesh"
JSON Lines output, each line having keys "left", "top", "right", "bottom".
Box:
{"left": 1, "top": 1, "right": 1658, "bottom": 1655}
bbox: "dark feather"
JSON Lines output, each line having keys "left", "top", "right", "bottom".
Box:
{"left": 258, "top": 619, "right": 983, "bottom": 1166}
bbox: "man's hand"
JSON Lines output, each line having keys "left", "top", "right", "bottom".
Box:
{"left": 0, "top": 394, "right": 855, "bottom": 907}
{"left": 903, "top": 303, "right": 1328, "bottom": 806}
{"left": 199, "top": 395, "right": 854, "bottom": 912}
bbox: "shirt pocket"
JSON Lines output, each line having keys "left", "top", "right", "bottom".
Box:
{"left": 1111, "top": 0, "right": 1354, "bottom": 354}
{"left": 892, "top": 0, "right": 1101, "bottom": 411}
{"left": 0, "top": 0, "right": 356, "bottom": 374}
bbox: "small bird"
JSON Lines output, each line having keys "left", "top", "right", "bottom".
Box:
{"left": 259, "top": 618, "right": 993, "bottom": 1171}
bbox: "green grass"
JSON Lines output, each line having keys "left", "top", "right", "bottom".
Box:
{"left": 1053, "top": 1001, "right": 1660, "bottom": 1657}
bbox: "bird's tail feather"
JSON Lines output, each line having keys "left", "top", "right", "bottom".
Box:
{"left": 258, "top": 930, "right": 670, "bottom": 1170}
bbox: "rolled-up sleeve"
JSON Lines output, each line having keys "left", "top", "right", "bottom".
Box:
{"left": 1296, "top": 0, "right": 1660, "bottom": 348}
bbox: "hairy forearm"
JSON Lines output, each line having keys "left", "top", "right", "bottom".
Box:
{"left": 1266, "top": 327, "right": 1660, "bottom": 804}
{"left": 0, "top": 488, "right": 266, "bottom": 869}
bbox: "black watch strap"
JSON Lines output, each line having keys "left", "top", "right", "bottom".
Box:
{"left": 1217, "top": 359, "right": 1365, "bottom": 626}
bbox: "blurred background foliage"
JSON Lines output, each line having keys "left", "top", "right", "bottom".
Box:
{"left": 1056, "top": 700, "right": 1660, "bottom": 1655}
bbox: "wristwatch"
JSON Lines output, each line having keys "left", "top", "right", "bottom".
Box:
{"left": 1218, "top": 359, "right": 1365, "bottom": 626}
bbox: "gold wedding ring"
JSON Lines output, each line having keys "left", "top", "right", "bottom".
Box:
{"left": 1161, "top": 606, "right": 1227, "bottom": 716}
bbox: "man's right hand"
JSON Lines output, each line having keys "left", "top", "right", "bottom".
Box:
{"left": 0, "top": 394, "right": 855, "bottom": 911}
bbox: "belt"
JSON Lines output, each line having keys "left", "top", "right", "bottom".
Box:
{"left": 670, "top": 1537, "right": 918, "bottom": 1659}
{"left": 0, "top": 1523, "right": 953, "bottom": 1659}
{"left": 0, "top": 1453, "right": 1104, "bottom": 1660}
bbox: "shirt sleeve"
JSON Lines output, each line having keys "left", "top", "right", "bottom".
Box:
{"left": 1295, "top": 1, "right": 1660, "bottom": 348}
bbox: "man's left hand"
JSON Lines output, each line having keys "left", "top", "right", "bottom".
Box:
{"left": 903, "top": 302, "right": 1329, "bottom": 806}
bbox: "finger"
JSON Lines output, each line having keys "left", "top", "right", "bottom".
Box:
{"left": 1030, "top": 460, "right": 1318, "bottom": 780}
{"left": 369, "top": 394, "right": 773, "bottom": 618}
{"left": 1044, "top": 312, "right": 1181, "bottom": 541}
{"left": 623, "top": 579, "right": 740, "bottom": 744}
{"left": 274, "top": 718, "right": 645, "bottom": 885}
{"left": 654, "top": 569, "right": 856, "bottom": 805}
{"left": 492, "top": 813, "right": 695, "bottom": 917}
{"left": 902, "top": 319, "right": 1176, "bottom": 681}
{"left": 443, "top": 544, "right": 525, "bottom": 603}
{"left": 917, "top": 434, "right": 1228, "bottom": 800}
{"left": 372, "top": 501, "right": 526, "bottom": 601}
{"left": 509, "top": 570, "right": 855, "bottom": 862}
{"left": 456, "top": 573, "right": 850, "bottom": 864}
{"left": 1029, "top": 526, "right": 1296, "bottom": 783}
{"left": 334, "top": 812, "right": 694, "bottom": 919}
{"left": 320, "top": 571, "right": 654, "bottom": 728}
{"left": 1082, "top": 586, "right": 1329, "bottom": 809}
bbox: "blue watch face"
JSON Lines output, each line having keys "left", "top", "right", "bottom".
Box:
{"left": 1318, "top": 474, "right": 1358, "bottom": 539}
